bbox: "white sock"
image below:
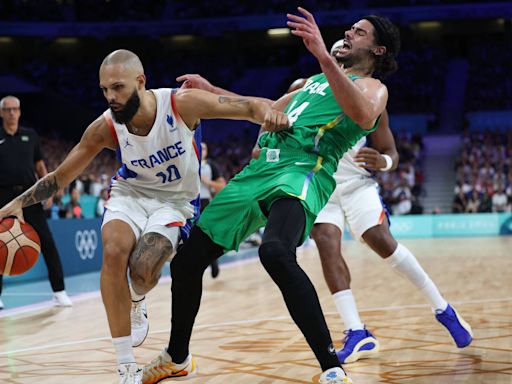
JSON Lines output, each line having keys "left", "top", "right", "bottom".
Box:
{"left": 112, "top": 336, "right": 135, "bottom": 365}
{"left": 129, "top": 284, "right": 145, "bottom": 302}
{"left": 386, "top": 243, "right": 448, "bottom": 312}
{"left": 333, "top": 289, "right": 365, "bottom": 331}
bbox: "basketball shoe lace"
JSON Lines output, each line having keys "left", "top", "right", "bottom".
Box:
{"left": 131, "top": 301, "right": 144, "bottom": 328}
{"left": 118, "top": 363, "right": 142, "bottom": 384}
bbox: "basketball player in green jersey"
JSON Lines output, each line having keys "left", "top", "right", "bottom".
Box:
{"left": 143, "top": 8, "right": 400, "bottom": 384}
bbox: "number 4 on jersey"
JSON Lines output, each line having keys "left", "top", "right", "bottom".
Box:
{"left": 287, "top": 101, "right": 310, "bottom": 125}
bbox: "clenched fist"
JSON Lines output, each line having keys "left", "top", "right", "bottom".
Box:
{"left": 261, "top": 109, "right": 290, "bottom": 133}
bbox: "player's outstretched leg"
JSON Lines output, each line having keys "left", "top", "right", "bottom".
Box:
{"left": 435, "top": 304, "right": 473, "bottom": 347}
{"left": 364, "top": 224, "right": 473, "bottom": 348}
{"left": 259, "top": 199, "right": 352, "bottom": 381}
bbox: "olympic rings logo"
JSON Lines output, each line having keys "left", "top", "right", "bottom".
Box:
{"left": 75, "top": 230, "right": 98, "bottom": 260}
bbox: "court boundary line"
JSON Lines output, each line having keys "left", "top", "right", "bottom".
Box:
{"left": 1, "top": 295, "right": 510, "bottom": 357}
{"left": 0, "top": 256, "right": 263, "bottom": 319}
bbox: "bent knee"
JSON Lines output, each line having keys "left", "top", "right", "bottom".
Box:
{"left": 363, "top": 225, "right": 397, "bottom": 257}
{"left": 102, "top": 243, "right": 131, "bottom": 272}
{"left": 311, "top": 224, "right": 341, "bottom": 246}
{"left": 258, "top": 241, "right": 293, "bottom": 270}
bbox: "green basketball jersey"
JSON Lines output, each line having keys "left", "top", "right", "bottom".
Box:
{"left": 259, "top": 73, "right": 379, "bottom": 168}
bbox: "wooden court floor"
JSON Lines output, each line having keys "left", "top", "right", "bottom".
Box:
{"left": 0, "top": 236, "right": 511, "bottom": 383}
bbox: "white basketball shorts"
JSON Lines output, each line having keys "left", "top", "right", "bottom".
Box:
{"left": 101, "top": 183, "right": 194, "bottom": 253}
{"left": 315, "top": 178, "right": 387, "bottom": 241}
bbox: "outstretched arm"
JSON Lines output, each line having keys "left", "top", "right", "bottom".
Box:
{"left": 287, "top": 7, "right": 387, "bottom": 129}
{"left": 177, "top": 74, "right": 275, "bottom": 105}
{"left": 0, "top": 116, "right": 114, "bottom": 222}
{"left": 354, "top": 109, "right": 399, "bottom": 171}
{"left": 174, "top": 88, "right": 289, "bottom": 133}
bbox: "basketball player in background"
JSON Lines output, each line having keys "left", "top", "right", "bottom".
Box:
{"left": 199, "top": 142, "right": 226, "bottom": 278}
{"left": 0, "top": 95, "right": 72, "bottom": 309}
{"left": 0, "top": 49, "right": 288, "bottom": 384}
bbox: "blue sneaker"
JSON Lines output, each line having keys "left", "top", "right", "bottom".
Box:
{"left": 435, "top": 304, "right": 473, "bottom": 348}
{"left": 336, "top": 328, "right": 380, "bottom": 364}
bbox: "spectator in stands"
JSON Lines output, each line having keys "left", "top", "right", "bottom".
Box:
{"left": 96, "top": 188, "right": 108, "bottom": 217}
{"left": 465, "top": 190, "right": 481, "bottom": 213}
{"left": 48, "top": 188, "right": 66, "bottom": 219}
{"left": 454, "top": 174, "right": 471, "bottom": 195}
{"left": 478, "top": 190, "right": 492, "bottom": 213}
{"left": 492, "top": 185, "right": 509, "bottom": 213}
{"left": 64, "top": 187, "right": 83, "bottom": 219}
{"left": 89, "top": 175, "right": 104, "bottom": 197}
{"left": 452, "top": 189, "right": 467, "bottom": 213}
{"left": 392, "top": 178, "right": 412, "bottom": 215}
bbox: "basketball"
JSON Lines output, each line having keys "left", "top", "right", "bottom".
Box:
{"left": 0, "top": 217, "right": 41, "bottom": 276}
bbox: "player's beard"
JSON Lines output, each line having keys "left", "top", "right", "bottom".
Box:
{"left": 334, "top": 47, "right": 369, "bottom": 69}
{"left": 110, "top": 89, "right": 140, "bottom": 124}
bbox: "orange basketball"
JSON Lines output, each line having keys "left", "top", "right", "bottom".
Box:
{"left": 0, "top": 217, "right": 41, "bottom": 276}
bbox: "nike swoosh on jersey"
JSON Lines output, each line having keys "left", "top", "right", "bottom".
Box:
{"left": 0, "top": 139, "right": 6, "bottom": 144}
{"left": 294, "top": 161, "right": 312, "bottom": 166}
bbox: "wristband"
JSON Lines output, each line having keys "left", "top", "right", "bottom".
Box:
{"left": 380, "top": 154, "right": 393, "bottom": 171}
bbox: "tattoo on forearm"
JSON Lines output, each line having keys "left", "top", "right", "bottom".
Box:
{"left": 19, "top": 174, "right": 59, "bottom": 207}
{"left": 218, "top": 96, "right": 250, "bottom": 109}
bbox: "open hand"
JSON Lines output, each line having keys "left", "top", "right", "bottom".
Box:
{"left": 287, "top": 7, "right": 330, "bottom": 63}
{"left": 354, "top": 147, "right": 387, "bottom": 170}
{"left": 176, "top": 74, "right": 213, "bottom": 92}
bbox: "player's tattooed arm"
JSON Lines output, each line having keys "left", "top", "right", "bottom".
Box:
{"left": 218, "top": 96, "right": 251, "bottom": 109}
{"left": 18, "top": 174, "right": 59, "bottom": 208}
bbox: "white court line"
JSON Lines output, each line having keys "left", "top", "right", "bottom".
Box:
{"left": 1, "top": 295, "right": 510, "bottom": 357}
{"left": 0, "top": 258, "right": 261, "bottom": 319}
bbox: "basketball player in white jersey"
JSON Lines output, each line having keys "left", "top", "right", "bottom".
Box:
{"left": 309, "top": 39, "right": 472, "bottom": 364}
{"left": 177, "top": 39, "right": 473, "bottom": 367}
{"left": 0, "top": 49, "right": 288, "bottom": 384}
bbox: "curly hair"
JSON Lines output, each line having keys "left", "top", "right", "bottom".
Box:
{"left": 364, "top": 15, "right": 401, "bottom": 78}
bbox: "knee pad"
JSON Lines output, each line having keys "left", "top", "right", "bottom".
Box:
{"left": 258, "top": 241, "right": 295, "bottom": 274}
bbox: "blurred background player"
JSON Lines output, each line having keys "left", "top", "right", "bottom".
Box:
{"left": 0, "top": 95, "right": 72, "bottom": 309}
{"left": 199, "top": 142, "right": 226, "bottom": 278}
{"left": 0, "top": 49, "right": 287, "bottom": 384}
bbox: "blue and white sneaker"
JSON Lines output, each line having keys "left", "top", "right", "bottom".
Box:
{"left": 435, "top": 304, "right": 473, "bottom": 348}
{"left": 336, "top": 328, "right": 380, "bottom": 364}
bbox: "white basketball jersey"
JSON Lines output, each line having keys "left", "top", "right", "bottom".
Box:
{"left": 104, "top": 88, "right": 200, "bottom": 202}
{"left": 333, "top": 136, "right": 372, "bottom": 183}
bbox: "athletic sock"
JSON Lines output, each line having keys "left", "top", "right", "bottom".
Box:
{"left": 112, "top": 336, "right": 135, "bottom": 365}
{"left": 386, "top": 243, "right": 448, "bottom": 312}
{"left": 129, "top": 284, "right": 145, "bottom": 302}
{"left": 333, "top": 289, "right": 365, "bottom": 331}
